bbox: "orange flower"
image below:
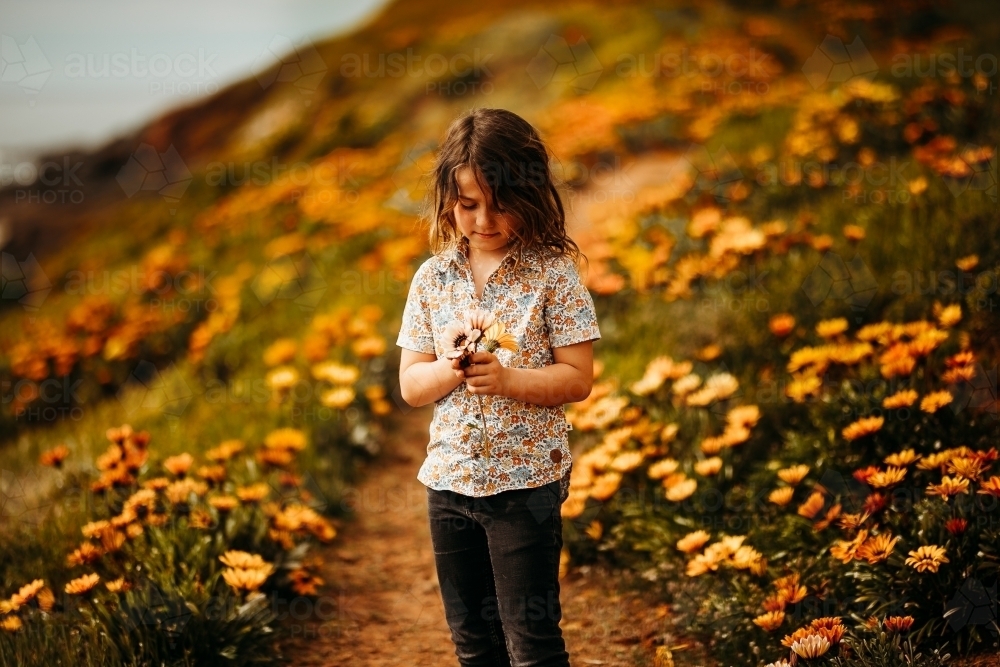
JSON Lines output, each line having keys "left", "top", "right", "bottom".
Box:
{"left": 837, "top": 512, "right": 870, "bottom": 530}
{"left": 920, "top": 390, "right": 953, "bottom": 413}
{"left": 163, "top": 453, "right": 194, "bottom": 477}
{"left": 753, "top": 611, "right": 785, "bottom": 632}
{"left": 978, "top": 476, "right": 1000, "bottom": 497}
{"left": 769, "top": 487, "right": 795, "bottom": 506}
{"left": 946, "top": 518, "right": 968, "bottom": 535}
{"left": 769, "top": 314, "right": 796, "bottom": 337}
{"left": 882, "top": 389, "right": 918, "bottom": 409}
{"left": 947, "top": 457, "right": 985, "bottom": 480}
{"left": 884, "top": 449, "right": 920, "bottom": 467}
{"left": 797, "top": 491, "right": 825, "bottom": 519}
{"left": 777, "top": 464, "right": 810, "bottom": 485}
{"left": 676, "top": 530, "right": 711, "bottom": 554}
{"left": 883, "top": 616, "right": 915, "bottom": 632}
{"left": 926, "top": 476, "right": 970, "bottom": 498}
{"left": 905, "top": 545, "right": 949, "bottom": 573}
{"left": 842, "top": 416, "right": 884, "bottom": 441}
{"left": 869, "top": 466, "right": 907, "bottom": 488}
{"left": 64, "top": 573, "right": 100, "bottom": 595}
{"left": 39, "top": 444, "right": 70, "bottom": 468}
{"left": 830, "top": 529, "right": 868, "bottom": 564}
{"left": 856, "top": 533, "right": 899, "bottom": 564}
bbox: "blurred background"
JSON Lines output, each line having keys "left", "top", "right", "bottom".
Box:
{"left": 1, "top": 0, "right": 998, "bottom": 665}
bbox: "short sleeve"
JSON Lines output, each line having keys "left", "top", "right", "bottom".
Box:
{"left": 395, "top": 262, "right": 436, "bottom": 355}
{"left": 544, "top": 257, "right": 601, "bottom": 348}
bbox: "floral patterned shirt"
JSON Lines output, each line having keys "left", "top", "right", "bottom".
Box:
{"left": 396, "top": 238, "right": 601, "bottom": 497}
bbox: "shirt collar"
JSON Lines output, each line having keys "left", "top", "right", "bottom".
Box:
{"left": 439, "top": 237, "right": 542, "bottom": 274}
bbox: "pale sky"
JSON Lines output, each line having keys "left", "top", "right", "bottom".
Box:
{"left": 0, "top": 0, "right": 388, "bottom": 160}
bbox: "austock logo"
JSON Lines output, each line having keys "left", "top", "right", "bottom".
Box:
{"left": 801, "top": 251, "right": 879, "bottom": 320}
{"left": 801, "top": 35, "right": 878, "bottom": 89}
{"left": 0, "top": 34, "right": 52, "bottom": 98}
{"left": 116, "top": 144, "right": 193, "bottom": 211}
{"left": 950, "top": 363, "right": 999, "bottom": 419}
{"left": 1, "top": 251, "right": 52, "bottom": 311}
{"left": 526, "top": 34, "right": 602, "bottom": 93}
{"left": 251, "top": 35, "right": 327, "bottom": 98}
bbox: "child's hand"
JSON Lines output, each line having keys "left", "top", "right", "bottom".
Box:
{"left": 458, "top": 351, "right": 508, "bottom": 397}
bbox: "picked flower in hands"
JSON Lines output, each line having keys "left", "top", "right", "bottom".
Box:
{"left": 443, "top": 309, "right": 519, "bottom": 458}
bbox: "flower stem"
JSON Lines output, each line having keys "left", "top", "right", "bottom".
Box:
{"left": 476, "top": 394, "right": 490, "bottom": 458}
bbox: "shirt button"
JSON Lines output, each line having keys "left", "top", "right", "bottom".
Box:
{"left": 549, "top": 449, "right": 562, "bottom": 464}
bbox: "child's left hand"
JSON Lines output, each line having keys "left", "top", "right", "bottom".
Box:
{"left": 462, "top": 351, "right": 508, "bottom": 397}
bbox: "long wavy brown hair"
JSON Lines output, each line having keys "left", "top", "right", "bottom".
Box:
{"left": 421, "top": 107, "right": 585, "bottom": 276}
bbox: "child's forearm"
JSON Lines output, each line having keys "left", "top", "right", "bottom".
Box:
{"left": 401, "top": 357, "right": 465, "bottom": 407}
{"left": 502, "top": 365, "right": 592, "bottom": 407}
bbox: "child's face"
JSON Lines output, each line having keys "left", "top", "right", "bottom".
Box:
{"left": 453, "top": 166, "right": 522, "bottom": 254}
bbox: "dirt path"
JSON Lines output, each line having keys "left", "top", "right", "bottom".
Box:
{"left": 283, "top": 407, "right": 670, "bottom": 666}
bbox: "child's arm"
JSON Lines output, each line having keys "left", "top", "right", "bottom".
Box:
{"left": 399, "top": 348, "right": 467, "bottom": 407}
{"left": 460, "top": 341, "right": 594, "bottom": 407}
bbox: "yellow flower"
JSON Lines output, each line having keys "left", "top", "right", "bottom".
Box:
{"left": 320, "top": 386, "right": 356, "bottom": 409}
{"left": 920, "top": 390, "right": 953, "bottom": 413}
{"left": 236, "top": 483, "right": 271, "bottom": 503}
{"left": 777, "top": 465, "right": 809, "bottom": 485}
{"left": 64, "top": 573, "right": 100, "bottom": 595}
{"left": 769, "top": 487, "right": 795, "bottom": 506}
{"left": 816, "top": 318, "right": 848, "bottom": 338}
{"left": 694, "top": 457, "right": 723, "bottom": 476}
{"left": 666, "top": 478, "right": 698, "bottom": 502}
{"left": 589, "top": 472, "right": 622, "bottom": 501}
{"left": 882, "top": 389, "right": 918, "bottom": 409}
{"left": 956, "top": 255, "right": 979, "bottom": 272}
{"left": 926, "top": 475, "right": 970, "bottom": 498}
{"left": 676, "top": 530, "right": 711, "bottom": 554}
{"left": 935, "top": 303, "right": 962, "bottom": 328}
{"left": 222, "top": 567, "right": 272, "bottom": 592}
{"left": 311, "top": 361, "right": 361, "bottom": 385}
{"left": 726, "top": 405, "right": 761, "bottom": 429}
{"left": 947, "top": 457, "right": 985, "bottom": 480}
{"left": 884, "top": 449, "right": 920, "bottom": 467}
{"left": 610, "top": 450, "right": 645, "bottom": 472}
{"left": 10, "top": 579, "right": 44, "bottom": 607}
{"left": 262, "top": 338, "right": 297, "bottom": 366}
{"left": 266, "top": 366, "right": 300, "bottom": 392}
{"left": 1, "top": 616, "right": 23, "bottom": 632}
{"left": 869, "top": 466, "right": 907, "bottom": 488}
{"left": 647, "top": 458, "right": 680, "bottom": 480}
{"left": 785, "top": 374, "right": 822, "bottom": 403}
{"left": 843, "top": 224, "right": 865, "bottom": 242}
{"left": 905, "top": 545, "right": 949, "bottom": 573}
{"left": 842, "top": 416, "right": 884, "bottom": 441}
{"left": 220, "top": 550, "right": 270, "bottom": 570}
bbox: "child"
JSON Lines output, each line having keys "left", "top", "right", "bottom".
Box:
{"left": 396, "top": 107, "right": 601, "bottom": 667}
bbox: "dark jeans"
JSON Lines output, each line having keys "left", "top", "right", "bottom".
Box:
{"left": 426, "top": 471, "right": 571, "bottom": 667}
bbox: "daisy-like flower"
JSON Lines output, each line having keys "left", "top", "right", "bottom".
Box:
{"left": 694, "top": 457, "right": 723, "bottom": 476}
{"left": 935, "top": 303, "right": 962, "bottom": 328}
{"left": 163, "top": 453, "right": 194, "bottom": 477}
{"left": 777, "top": 465, "right": 809, "bottom": 485}
{"left": 666, "top": 478, "right": 698, "bottom": 502}
{"left": 920, "top": 390, "right": 953, "bottom": 413}
{"left": 856, "top": 533, "right": 900, "bottom": 564}
{"left": 842, "top": 416, "right": 884, "bottom": 441}
{"left": 882, "top": 389, "right": 918, "bottom": 409}
{"left": 64, "top": 573, "right": 100, "bottom": 595}
{"left": 946, "top": 518, "right": 968, "bottom": 535}
{"left": 956, "top": 255, "right": 979, "bottom": 271}
{"left": 948, "top": 457, "right": 985, "bottom": 480}
{"left": 831, "top": 529, "right": 869, "bottom": 564}
{"left": 884, "top": 616, "right": 915, "bottom": 632}
{"left": 790, "top": 634, "right": 831, "bottom": 658}
{"left": 979, "top": 476, "right": 1000, "bottom": 497}
{"left": 647, "top": 458, "right": 680, "bottom": 479}
{"left": 816, "top": 318, "right": 848, "bottom": 338}
{"left": 10, "top": 579, "right": 44, "bottom": 607}
{"left": 869, "top": 466, "right": 907, "bottom": 488}
{"left": 769, "top": 487, "right": 795, "bottom": 506}
{"left": 884, "top": 449, "right": 920, "bottom": 467}
{"left": 753, "top": 611, "right": 785, "bottom": 632}
{"left": 926, "top": 476, "right": 970, "bottom": 498}
{"left": 39, "top": 444, "right": 70, "bottom": 468}
{"left": 1, "top": 616, "right": 22, "bottom": 632}
{"left": 837, "top": 512, "right": 870, "bottom": 530}
{"left": 797, "top": 491, "right": 825, "bottom": 519}
{"left": 905, "top": 545, "right": 949, "bottom": 573}
{"left": 676, "top": 530, "right": 711, "bottom": 554}
{"left": 222, "top": 567, "right": 273, "bottom": 593}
